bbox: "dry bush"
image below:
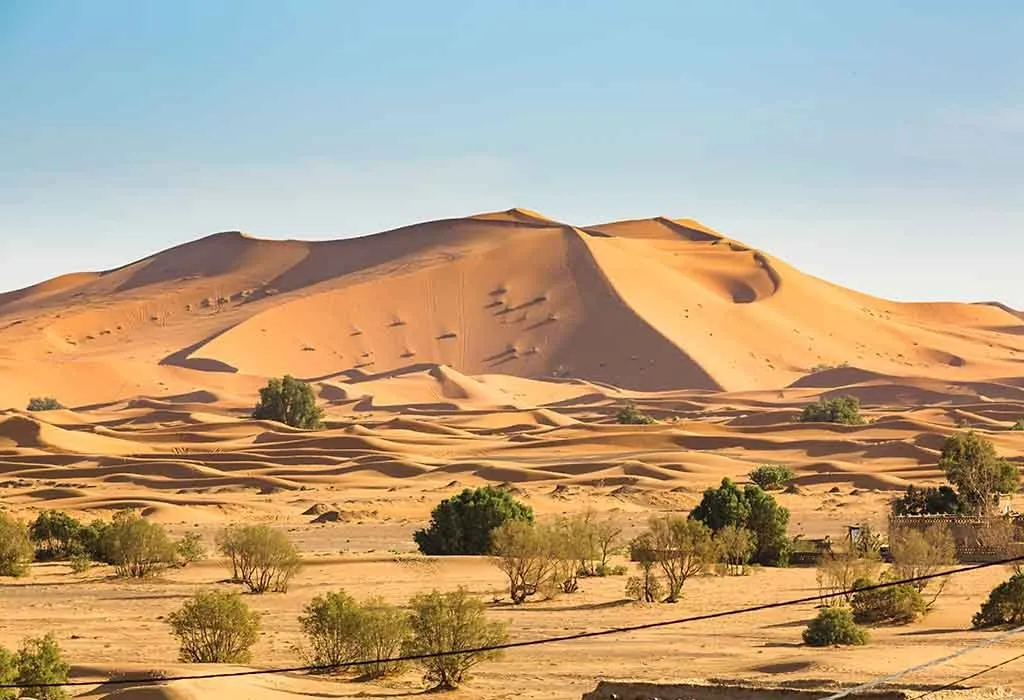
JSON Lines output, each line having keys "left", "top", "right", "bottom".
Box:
{"left": 648, "top": 515, "right": 714, "bottom": 602}
{"left": 490, "top": 520, "right": 552, "bottom": 604}
{"left": 715, "top": 525, "right": 755, "bottom": 576}
{"left": 216, "top": 524, "right": 302, "bottom": 593}
{"left": 816, "top": 549, "right": 882, "bottom": 604}
{"left": 889, "top": 522, "right": 956, "bottom": 605}
{"left": 626, "top": 533, "right": 663, "bottom": 603}
{"left": 167, "top": 590, "right": 260, "bottom": 663}
{"left": 0, "top": 633, "right": 70, "bottom": 700}
{"left": 103, "top": 511, "right": 177, "bottom": 578}
{"left": 0, "top": 512, "right": 33, "bottom": 578}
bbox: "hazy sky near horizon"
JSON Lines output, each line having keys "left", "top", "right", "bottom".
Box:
{"left": 2, "top": 1, "right": 1022, "bottom": 304}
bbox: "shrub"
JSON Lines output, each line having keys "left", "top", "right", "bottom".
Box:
{"left": 591, "top": 514, "right": 625, "bottom": 575}
{"left": 103, "top": 511, "right": 177, "bottom": 578}
{"left": 252, "top": 375, "right": 324, "bottom": 429}
{"left": 889, "top": 522, "right": 956, "bottom": 605}
{"left": 168, "top": 590, "right": 260, "bottom": 663}
{"left": 715, "top": 525, "right": 755, "bottom": 576}
{"left": 851, "top": 580, "right": 927, "bottom": 625}
{"left": 69, "top": 554, "right": 91, "bottom": 574}
{"left": 29, "top": 511, "right": 83, "bottom": 561}
{"left": 175, "top": 532, "right": 206, "bottom": 567}
{"left": 748, "top": 464, "right": 795, "bottom": 491}
{"left": 690, "top": 478, "right": 790, "bottom": 566}
{"left": 798, "top": 395, "right": 865, "bottom": 425}
{"left": 939, "top": 431, "right": 1019, "bottom": 515}
{"left": 299, "top": 592, "right": 409, "bottom": 679}
{"left": 0, "top": 633, "right": 70, "bottom": 700}
{"left": 77, "top": 519, "right": 112, "bottom": 563}
{"left": 649, "top": 516, "right": 714, "bottom": 602}
{"left": 625, "top": 533, "right": 663, "bottom": 603}
{"left": 972, "top": 572, "right": 1024, "bottom": 628}
{"left": 490, "top": 520, "right": 552, "bottom": 604}
{"left": 890, "top": 485, "right": 965, "bottom": 516}
{"left": 803, "top": 606, "right": 868, "bottom": 646}
{"left": 26, "top": 397, "right": 63, "bottom": 412}
{"left": 414, "top": 486, "right": 533, "bottom": 556}
{"left": 1011, "top": 419, "right": 1024, "bottom": 431}
{"left": 816, "top": 549, "right": 881, "bottom": 604}
{"left": 616, "top": 403, "right": 655, "bottom": 425}
{"left": 0, "top": 513, "right": 34, "bottom": 578}
{"left": 404, "top": 587, "right": 507, "bottom": 690}
{"left": 216, "top": 524, "right": 302, "bottom": 593}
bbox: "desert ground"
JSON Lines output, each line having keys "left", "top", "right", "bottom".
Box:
{"left": 1, "top": 210, "right": 1023, "bottom": 698}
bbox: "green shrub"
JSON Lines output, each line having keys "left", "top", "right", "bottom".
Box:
{"left": 748, "top": 464, "right": 795, "bottom": 491}
{"left": 616, "top": 403, "right": 655, "bottom": 425}
{"left": 26, "top": 397, "right": 63, "bottom": 412}
{"left": 103, "top": 511, "right": 177, "bottom": 578}
{"left": 799, "top": 395, "right": 865, "bottom": 425}
{"left": 890, "top": 485, "right": 965, "bottom": 516}
{"left": 939, "top": 431, "right": 1019, "bottom": 515}
{"left": 690, "top": 478, "right": 790, "bottom": 566}
{"left": 715, "top": 524, "right": 755, "bottom": 575}
{"left": 803, "top": 606, "right": 868, "bottom": 646}
{"left": 175, "top": 532, "right": 206, "bottom": 567}
{"left": 404, "top": 587, "right": 507, "bottom": 690}
{"left": 851, "top": 581, "right": 927, "bottom": 625}
{"left": 216, "top": 524, "right": 302, "bottom": 593}
{"left": 414, "top": 486, "right": 533, "bottom": 556}
{"left": 29, "top": 511, "right": 83, "bottom": 561}
{"left": 252, "top": 375, "right": 324, "bottom": 429}
{"left": 972, "top": 572, "right": 1024, "bottom": 628}
{"left": 167, "top": 590, "right": 260, "bottom": 663}
{"left": 0, "top": 633, "right": 70, "bottom": 700}
{"left": 68, "top": 554, "right": 91, "bottom": 574}
{"left": 1011, "top": 419, "right": 1024, "bottom": 431}
{"left": 0, "top": 513, "right": 34, "bottom": 578}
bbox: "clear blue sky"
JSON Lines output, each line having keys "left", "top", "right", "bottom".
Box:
{"left": 2, "top": 1, "right": 1022, "bottom": 304}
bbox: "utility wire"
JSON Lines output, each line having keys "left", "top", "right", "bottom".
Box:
{"left": 3, "top": 554, "right": 1022, "bottom": 691}
{"left": 913, "top": 649, "right": 1024, "bottom": 700}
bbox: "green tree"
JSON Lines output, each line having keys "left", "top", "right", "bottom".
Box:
{"left": 252, "top": 375, "right": 324, "bottom": 429}
{"left": 404, "top": 587, "right": 507, "bottom": 690}
{"left": 689, "top": 478, "right": 750, "bottom": 531}
{"left": 414, "top": 486, "right": 533, "bottom": 555}
{"left": 689, "top": 478, "right": 790, "bottom": 566}
{"left": 0, "top": 513, "right": 34, "bottom": 578}
{"left": 12, "top": 634, "right": 69, "bottom": 700}
{"left": 626, "top": 533, "right": 664, "bottom": 603}
{"left": 168, "top": 590, "right": 260, "bottom": 663}
{"left": 938, "top": 431, "right": 1019, "bottom": 515}
{"left": 972, "top": 571, "right": 1024, "bottom": 628}
{"left": 103, "top": 511, "right": 177, "bottom": 578}
{"left": 799, "top": 395, "right": 865, "bottom": 425}
{"left": 29, "top": 511, "right": 82, "bottom": 561}
{"left": 890, "top": 484, "right": 965, "bottom": 516}
{"left": 490, "top": 520, "right": 553, "bottom": 604}
{"left": 647, "top": 516, "right": 714, "bottom": 602}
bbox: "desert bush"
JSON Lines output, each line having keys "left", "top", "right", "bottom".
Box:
{"left": 69, "top": 554, "right": 91, "bottom": 574}
{"left": 26, "top": 397, "right": 63, "bottom": 412}
{"left": 939, "top": 431, "right": 1019, "bottom": 515}
{"left": 0, "top": 633, "right": 70, "bottom": 700}
{"left": 850, "top": 522, "right": 884, "bottom": 559}
{"left": 889, "top": 522, "right": 956, "bottom": 605}
{"left": 851, "top": 579, "right": 927, "bottom": 625}
{"left": 175, "top": 532, "right": 206, "bottom": 567}
{"left": 1012, "top": 419, "right": 1024, "bottom": 431}
{"left": 350, "top": 598, "right": 410, "bottom": 679}
{"left": 29, "top": 511, "right": 83, "bottom": 561}
{"left": 798, "top": 395, "right": 865, "bottom": 425}
{"left": 216, "top": 524, "right": 302, "bottom": 593}
{"left": 76, "top": 519, "right": 112, "bottom": 563}
{"left": 252, "top": 375, "right": 324, "bottom": 429}
{"left": 404, "top": 587, "right": 507, "bottom": 690}
{"left": 414, "top": 486, "right": 533, "bottom": 555}
{"left": 299, "top": 592, "right": 409, "bottom": 679}
{"left": 816, "top": 548, "right": 882, "bottom": 604}
{"left": 748, "top": 464, "right": 795, "bottom": 491}
{"left": 715, "top": 525, "right": 755, "bottom": 576}
{"left": 640, "top": 515, "right": 715, "bottom": 602}
{"left": 592, "top": 514, "right": 625, "bottom": 575}
{"left": 803, "top": 606, "right": 868, "bottom": 646}
{"left": 490, "top": 520, "right": 553, "bottom": 604}
{"left": 690, "top": 478, "right": 791, "bottom": 566}
{"left": 0, "top": 513, "right": 34, "bottom": 578}
{"left": 616, "top": 402, "right": 655, "bottom": 425}
{"left": 626, "top": 533, "right": 663, "bottom": 603}
{"left": 167, "top": 590, "right": 260, "bottom": 663}
{"left": 972, "top": 571, "right": 1024, "bottom": 628}
{"left": 103, "top": 511, "right": 177, "bottom": 578}
{"left": 890, "top": 484, "right": 965, "bottom": 516}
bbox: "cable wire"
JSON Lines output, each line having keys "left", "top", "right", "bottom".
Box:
{"left": 2, "top": 554, "right": 1022, "bottom": 691}
{"left": 913, "top": 649, "right": 1024, "bottom": 700}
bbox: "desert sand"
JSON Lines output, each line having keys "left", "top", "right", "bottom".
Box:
{"left": 1, "top": 209, "right": 1023, "bottom": 698}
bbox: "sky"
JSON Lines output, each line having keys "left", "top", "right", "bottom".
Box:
{"left": 1, "top": 0, "right": 1022, "bottom": 304}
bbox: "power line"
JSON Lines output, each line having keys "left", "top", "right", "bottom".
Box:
{"left": 2, "top": 554, "right": 1022, "bottom": 691}
{"left": 913, "top": 650, "right": 1024, "bottom": 700}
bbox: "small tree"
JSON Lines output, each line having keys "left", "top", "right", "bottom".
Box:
{"left": 715, "top": 525, "right": 755, "bottom": 576}
{"left": 939, "top": 431, "right": 1019, "bottom": 515}
{"left": 626, "top": 533, "right": 663, "bottom": 603}
{"left": 745, "top": 485, "right": 792, "bottom": 566}
{"left": 647, "top": 515, "right": 715, "bottom": 602}
{"left": 0, "top": 513, "right": 34, "bottom": 578}
{"left": 973, "top": 572, "right": 1024, "bottom": 628}
{"left": 889, "top": 522, "right": 956, "bottom": 605}
{"left": 216, "top": 524, "right": 302, "bottom": 593}
{"left": 168, "top": 590, "right": 260, "bottom": 663}
{"left": 803, "top": 606, "right": 868, "bottom": 646}
{"left": 616, "top": 402, "right": 655, "bottom": 425}
{"left": 592, "top": 514, "right": 624, "bottom": 575}
{"left": 26, "top": 397, "right": 63, "bottom": 412}
{"left": 490, "top": 520, "right": 553, "bottom": 604}
{"left": 351, "top": 598, "right": 410, "bottom": 679}
{"left": 414, "top": 486, "right": 533, "bottom": 556}
{"left": 404, "top": 587, "right": 507, "bottom": 691}
{"left": 0, "top": 633, "right": 70, "bottom": 700}
{"left": 816, "top": 548, "right": 882, "bottom": 604}
{"left": 300, "top": 591, "right": 362, "bottom": 671}
{"left": 103, "top": 511, "right": 177, "bottom": 578}
{"left": 748, "top": 464, "right": 795, "bottom": 491}
{"left": 176, "top": 532, "right": 206, "bottom": 567}
{"left": 252, "top": 375, "right": 324, "bottom": 429}
{"left": 799, "top": 395, "right": 865, "bottom": 425}
{"left": 890, "top": 485, "right": 964, "bottom": 516}
{"left": 29, "top": 511, "right": 83, "bottom": 561}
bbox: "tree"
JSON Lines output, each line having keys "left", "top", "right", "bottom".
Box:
{"left": 799, "top": 395, "right": 865, "bottom": 425}
{"left": 252, "top": 375, "right": 324, "bottom": 429}
{"left": 689, "top": 479, "right": 791, "bottom": 566}
{"left": 351, "top": 598, "right": 410, "bottom": 679}
{"left": 889, "top": 522, "right": 956, "bottom": 605}
{"left": 26, "top": 397, "right": 63, "bottom": 412}
{"left": 414, "top": 486, "right": 533, "bottom": 556}
{"left": 616, "top": 403, "right": 655, "bottom": 425}
{"left": 939, "top": 431, "right": 1019, "bottom": 515}
{"left": 592, "top": 514, "right": 624, "bottom": 575}
{"left": 0, "top": 634, "right": 70, "bottom": 700}
{"left": 647, "top": 515, "right": 715, "bottom": 602}
{"left": 816, "top": 548, "right": 881, "bottom": 605}
{"left": 29, "top": 511, "right": 82, "bottom": 561}
{"left": 299, "top": 590, "right": 363, "bottom": 670}
{"left": 689, "top": 478, "right": 750, "bottom": 532}
{"left": 715, "top": 525, "right": 755, "bottom": 576}
{"left": 103, "top": 511, "right": 177, "bottom": 578}
{"left": 626, "top": 533, "right": 664, "bottom": 603}
{"left": 0, "top": 513, "right": 33, "bottom": 578}
{"left": 803, "top": 606, "right": 868, "bottom": 646}
{"left": 748, "top": 464, "right": 795, "bottom": 491}
{"left": 490, "top": 520, "right": 552, "bottom": 604}
{"left": 973, "top": 571, "right": 1024, "bottom": 628}
{"left": 404, "top": 587, "right": 507, "bottom": 690}
{"left": 216, "top": 525, "right": 302, "bottom": 593}
{"left": 890, "top": 484, "right": 965, "bottom": 516}
{"left": 167, "top": 590, "right": 260, "bottom": 663}
{"left": 175, "top": 532, "right": 206, "bottom": 567}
